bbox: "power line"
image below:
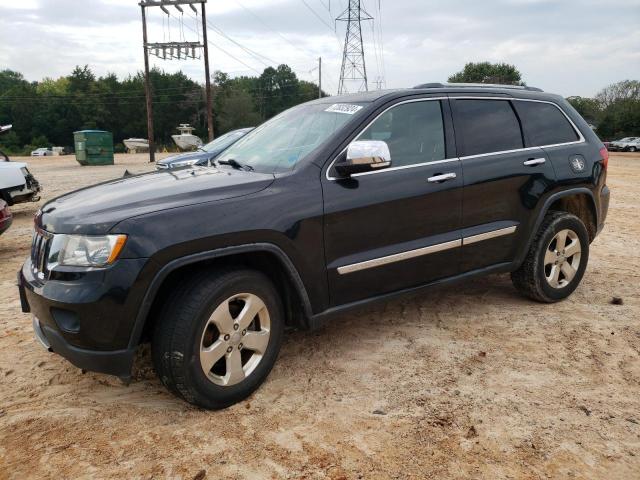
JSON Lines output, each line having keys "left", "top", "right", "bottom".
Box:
{"left": 231, "top": 0, "right": 311, "bottom": 58}
{"left": 300, "top": 0, "right": 336, "bottom": 31}
{"left": 173, "top": 12, "right": 264, "bottom": 74}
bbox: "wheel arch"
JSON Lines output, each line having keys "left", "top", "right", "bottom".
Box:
{"left": 514, "top": 188, "right": 598, "bottom": 268}
{"left": 128, "top": 243, "right": 314, "bottom": 349}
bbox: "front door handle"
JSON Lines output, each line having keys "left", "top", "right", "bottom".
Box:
{"left": 427, "top": 172, "right": 457, "bottom": 183}
{"left": 523, "top": 158, "right": 546, "bottom": 166}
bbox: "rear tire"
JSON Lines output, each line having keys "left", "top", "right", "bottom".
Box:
{"left": 511, "top": 212, "right": 589, "bottom": 303}
{"left": 152, "top": 268, "right": 284, "bottom": 409}
{"left": 629, "top": 146, "right": 637, "bottom": 152}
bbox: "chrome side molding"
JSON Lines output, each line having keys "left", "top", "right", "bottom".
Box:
{"left": 337, "top": 239, "right": 461, "bottom": 275}
{"left": 336, "top": 225, "right": 518, "bottom": 274}
{"left": 462, "top": 225, "right": 517, "bottom": 245}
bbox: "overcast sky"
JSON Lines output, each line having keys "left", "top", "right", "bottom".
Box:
{"left": 0, "top": 0, "right": 638, "bottom": 97}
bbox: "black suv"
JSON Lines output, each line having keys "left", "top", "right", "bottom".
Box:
{"left": 18, "top": 84, "right": 610, "bottom": 409}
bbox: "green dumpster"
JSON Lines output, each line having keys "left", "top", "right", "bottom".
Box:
{"left": 73, "top": 130, "right": 114, "bottom": 166}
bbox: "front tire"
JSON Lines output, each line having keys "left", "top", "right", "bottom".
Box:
{"left": 152, "top": 268, "right": 284, "bottom": 409}
{"left": 511, "top": 212, "right": 589, "bottom": 303}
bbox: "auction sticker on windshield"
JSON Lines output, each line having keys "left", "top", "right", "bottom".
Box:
{"left": 325, "top": 104, "right": 363, "bottom": 115}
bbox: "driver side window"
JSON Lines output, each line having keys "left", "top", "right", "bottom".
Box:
{"left": 358, "top": 100, "right": 446, "bottom": 167}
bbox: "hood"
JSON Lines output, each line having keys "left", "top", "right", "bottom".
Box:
{"left": 39, "top": 166, "right": 275, "bottom": 234}
{"left": 157, "top": 150, "right": 211, "bottom": 166}
{"left": 0, "top": 161, "right": 27, "bottom": 168}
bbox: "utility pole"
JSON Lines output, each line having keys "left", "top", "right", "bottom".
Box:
{"left": 139, "top": 0, "right": 214, "bottom": 162}
{"left": 337, "top": 0, "right": 372, "bottom": 95}
{"left": 140, "top": 3, "right": 155, "bottom": 163}
{"left": 201, "top": 2, "right": 213, "bottom": 142}
{"left": 318, "top": 57, "right": 322, "bottom": 98}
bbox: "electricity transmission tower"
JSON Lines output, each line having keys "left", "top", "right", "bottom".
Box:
{"left": 139, "top": 0, "right": 213, "bottom": 163}
{"left": 336, "top": 0, "right": 373, "bottom": 95}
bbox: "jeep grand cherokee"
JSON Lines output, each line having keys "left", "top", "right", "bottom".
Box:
{"left": 18, "top": 83, "right": 610, "bottom": 409}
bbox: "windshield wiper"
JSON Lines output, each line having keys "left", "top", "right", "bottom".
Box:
{"left": 218, "top": 158, "right": 253, "bottom": 171}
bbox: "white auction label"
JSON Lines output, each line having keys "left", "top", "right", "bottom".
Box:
{"left": 324, "top": 104, "right": 363, "bottom": 115}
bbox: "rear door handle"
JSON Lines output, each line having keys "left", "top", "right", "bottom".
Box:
{"left": 427, "top": 172, "right": 457, "bottom": 183}
{"left": 523, "top": 158, "right": 546, "bottom": 166}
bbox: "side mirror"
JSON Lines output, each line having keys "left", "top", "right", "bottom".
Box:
{"left": 334, "top": 140, "right": 391, "bottom": 177}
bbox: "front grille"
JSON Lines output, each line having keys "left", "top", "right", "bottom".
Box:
{"left": 31, "top": 229, "right": 52, "bottom": 280}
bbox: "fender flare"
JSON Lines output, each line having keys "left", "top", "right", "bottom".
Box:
{"left": 127, "top": 242, "right": 313, "bottom": 349}
{"left": 514, "top": 187, "right": 597, "bottom": 267}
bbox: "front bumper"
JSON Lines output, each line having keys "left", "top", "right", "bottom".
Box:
{"left": 31, "top": 315, "right": 135, "bottom": 378}
{"left": 17, "top": 256, "right": 152, "bottom": 378}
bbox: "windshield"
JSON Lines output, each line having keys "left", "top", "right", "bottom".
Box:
{"left": 216, "top": 102, "right": 364, "bottom": 173}
{"left": 201, "top": 129, "right": 248, "bottom": 153}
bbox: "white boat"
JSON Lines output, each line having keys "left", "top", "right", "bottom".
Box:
{"left": 123, "top": 138, "right": 149, "bottom": 153}
{"left": 172, "top": 124, "right": 203, "bottom": 151}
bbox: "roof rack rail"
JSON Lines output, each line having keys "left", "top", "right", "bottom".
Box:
{"left": 413, "top": 82, "right": 543, "bottom": 92}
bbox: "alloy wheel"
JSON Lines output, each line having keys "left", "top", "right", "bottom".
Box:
{"left": 543, "top": 229, "right": 582, "bottom": 289}
{"left": 199, "top": 293, "right": 271, "bottom": 386}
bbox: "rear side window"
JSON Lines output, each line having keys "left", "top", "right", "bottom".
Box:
{"left": 514, "top": 101, "right": 579, "bottom": 146}
{"left": 454, "top": 99, "right": 523, "bottom": 157}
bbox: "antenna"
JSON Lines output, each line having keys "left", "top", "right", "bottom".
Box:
{"left": 336, "top": 0, "right": 373, "bottom": 95}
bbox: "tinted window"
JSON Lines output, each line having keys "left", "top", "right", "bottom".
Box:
{"left": 358, "top": 100, "right": 445, "bottom": 167}
{"left": 514, "top": 101, "right": 579, "bottom": 146}
{"left": 454, "top": 100, "right": 523, "bottom": 156}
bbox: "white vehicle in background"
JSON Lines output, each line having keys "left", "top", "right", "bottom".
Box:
{"left": 624, "top": 138, "right": 640, "bottom": 153}
{"left": 608, "top": 137, "right": 640, "bottom": 152}
{"left": 31, "top": 147, "right": 53, "bottom": 156}
{"left": 0, "top": 125, "right": 42, "bottom": 205}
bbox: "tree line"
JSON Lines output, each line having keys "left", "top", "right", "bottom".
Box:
{"left": 0, "top": 65, "right": 324, "bottom": 154}
{"left": 1, "top": 62, "right": 637, "bottom": 154}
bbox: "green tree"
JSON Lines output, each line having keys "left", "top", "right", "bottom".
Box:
{"left": 595, "top": 80, "right": 640, "bottom": 108}
{"left": 591, "top": 80, "right": 640, "bottom": 139}
{"left": 448, "top": 62, "right": 524, "bottom": 85}
{"left": 0, "top": 64, "right": 327, "bottom": 152}
{"left": 567, "top": 96, "right": 603, "bottom": 125}
{"left": 217, "top": 89, "right": 261, "bottom": 132}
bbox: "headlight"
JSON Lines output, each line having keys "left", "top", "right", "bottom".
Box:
{"left": 47, "top": 234, "right": 127, "bottom": 268}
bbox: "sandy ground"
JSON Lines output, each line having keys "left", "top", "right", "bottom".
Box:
{"left": 0, "top": 152, "right": 639, "bottom": 479}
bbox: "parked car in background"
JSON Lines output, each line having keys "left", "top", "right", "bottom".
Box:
{"left": 608, "top": 137, "right": 640, "bottom": 152}
{"left": 0, "top": 199, "right": 12, "bottom": 235}
{"left": 623, "top": 138, "right": 640, "bottom": 152}
{"left": 1, "top": 126, "right": 42, "bottom": 205}
{"left": 156, "top": 127, "right": 254, "bottom": 170}
{"left": 31, "top": 148, "right": 53, "bottom": 156}
{"left": 19, "top": 84, "right": 609, "bottom": 409}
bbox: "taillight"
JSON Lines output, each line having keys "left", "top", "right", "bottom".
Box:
{"left": 599, "top": 147, "right": 609, "bottom": 170}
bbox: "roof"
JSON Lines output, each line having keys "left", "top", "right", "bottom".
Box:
{"left": 310, "top": 83, "right": 557, "bottom": 105}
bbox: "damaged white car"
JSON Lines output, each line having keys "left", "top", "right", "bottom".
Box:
{"left": 0, "top": 125, "right": 42, "bottom": 206}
